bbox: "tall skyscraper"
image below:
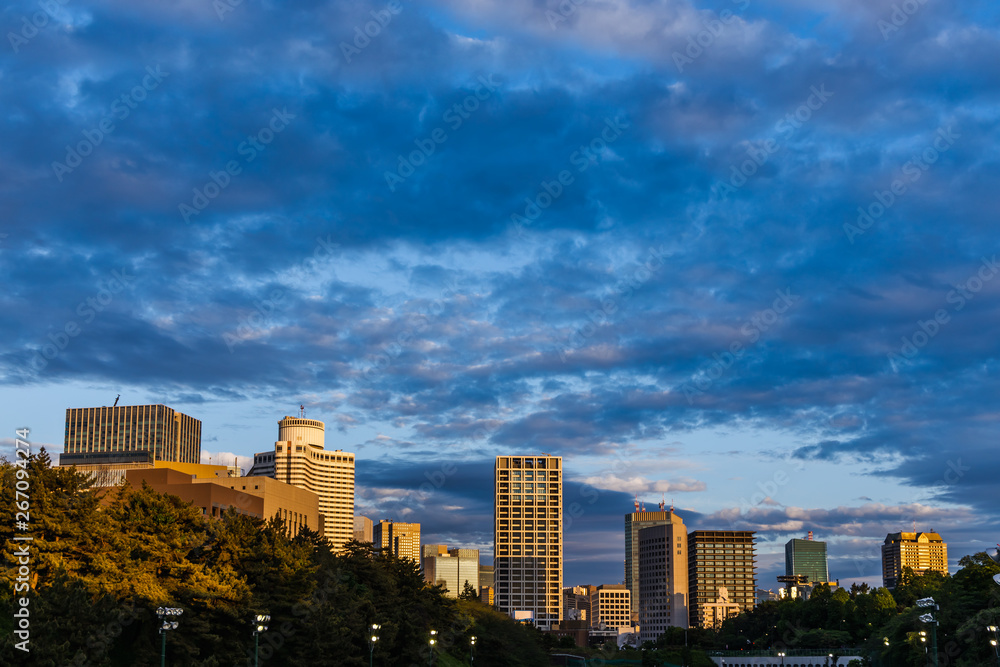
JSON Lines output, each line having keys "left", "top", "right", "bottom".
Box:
{"left": 249, "top": 415, "right": 355, "bottom": 549}
{"left": 785, "top": 534, "right": 829, "bottom": 584}
{"left": 422, "top": 545, "right": 479, "bottom": 597}
{"left": 881, "top": 531, "right": 948, "bottom": 589}
{"left": 373, "top": 520, "right": 421, "bottom": 563}
{"left": 688, "top": 531, "right": 756, "bottom": 629}
{"left": 626, "top": 508, "right": 685, "bottom": 622}
{"left": 494, "top": 454, "right": 563, "bottom": 630}
{"left": 62, "top": 404, "right": 201, "bottom": 465}
{"left": 638, "top": 523, "right": 689, "bottom": 643}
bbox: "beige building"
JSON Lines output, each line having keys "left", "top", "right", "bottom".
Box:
{"left": 62, "top": 404, "right": 201, "bottom": 466}
{"left": 625, "top": 509, "right": 686, "bottom": 622}
{"left": 354, "top": 515, "right": 373, "bottom": 543}
{"left": 688, "top": 531, "right": 756, "bottom": 629}
{"left": 249, "top": 416, "right": 355, "bottom": 549}
{"left": 638, "top": 523, "right": 689, "bottom": 643}
{"left": 122, "top": 465, "right": 320, "bottom": 537}
{"left": 422, "top": 545, "right": 479, "bottom": 597}
{"left": 373, "top": 520, "right": 421, "bottom": 563}
{"left": 494, "top": 454, "right": 563, "bottom": 630}
{"left": 589, "top": 584, "right": 631, "bottom": 631}
{"left": 882, "top": 531, "right": 948, "bottom": 589}
{"left": 563, "top": 586, "right": 590, "bottom": 622}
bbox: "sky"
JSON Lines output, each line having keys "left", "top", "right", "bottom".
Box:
{"left": 1, "top": 0, "right": 999, "bottom": 592}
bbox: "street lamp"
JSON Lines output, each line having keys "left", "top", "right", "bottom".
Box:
{"left": 428, "top": 629, "right": 437, "bottom": 667}
{"left": 156, "top": 607, "right": 183, "bottom": 667}
{"left": 368, "top": 624, "right": 380, "bottom": 667}
{"left": 777, "top": 651, "right": 785, "bottom": 665}
{"left": 470, "top": 635, "right": 477, "bottom": 665}
{"left": 987, "top": 625, "right": 999, "bottom": 667}
{"left": 252, "top": 614, "right": 270, "bottom": 667}
{"left": 916, "top": 597, "right": 940, "bottom": 667}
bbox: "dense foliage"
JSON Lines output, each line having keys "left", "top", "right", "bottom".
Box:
{"left": 0, "top": 452, "right": 547, "bottom": 666}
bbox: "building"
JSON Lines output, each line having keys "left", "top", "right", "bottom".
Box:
{"left": 625, "top": 507, "right": 686, "bottom": 622}
{"left": 494, "top": 454, "right": 563, "bottom": 630}
{"left": 122, "top": 465, "right": 320, "bottom": 536}
{"left": 62, "top": 404, "right": 201, "bottom": 466}
{"left": 589, "top": 584, "right": 631, "bottom": 631}
{"left": 479, "top": 565, "right": 495, "bottom": 606}
{"left": 563, "top": 586, "right": 590, "bottom": 622}
{"left": 881, "top": 531, "right": 949, "bottom": 589}
{"left": 373, "top": 520, "right": 421, "bottom": 563}
{"left": 785, "top": 534, "right": 830, "bottom": 584}
{"left": 638, "top": 523, "right": 689, "bottom": 643}
{"left": 688, "top": 531, "right": 756, "bottom": 629}
{"left": 422, "top": 545, "right": 479, "bottom": 597}
{"left": 702, "top": 586, "right": 741, "bottom": 629}
{"left": 249, "top": 415, "right": 355, "bottom": 549}
{"left": 353, "top": 515, "right": 373, "bottom": 543}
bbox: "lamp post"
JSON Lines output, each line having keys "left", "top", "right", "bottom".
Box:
{"left": 778, "top": 651, "right": 785, "bottom": 665}
{"left": 156, "top": 607, "right": 183, "bottom": 667}
{"left": 987, "top": 625, "right": 999, "bottom": 667}
{"left": 368, "top": 624, "right": 380, "bottom": 667}
{"left": 428, "top": 629, "right": 437, "bottom": 667}
{"left": 917, "top": 596, "right": 940, "bottom": 667}
{"left": 470, "top": 635, "right": 477, "bottom": 665}
{"left": 252, "top": 614, "right": 270, "bottom": 667}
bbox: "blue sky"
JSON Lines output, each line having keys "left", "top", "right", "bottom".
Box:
{"left": 2, "top": 0, "right": 999, "bottom": 592}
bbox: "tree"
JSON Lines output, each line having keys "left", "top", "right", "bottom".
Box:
{"left": 459, "top": 580, "right": 479, "bottom": 600}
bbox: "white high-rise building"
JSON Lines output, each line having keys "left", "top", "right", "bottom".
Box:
{"left": 249, "top": 415, "right": 355, "bottom": 550}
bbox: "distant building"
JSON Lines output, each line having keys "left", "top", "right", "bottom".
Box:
{"left": 638, "top": 522, "right": 689, "bottom": 643}
{"left": 589, "top": 584, "right": 631, "bottom": 631}
{"left": 688, "top": 531, "right": 756, "bottom": 629}
{"left": 353, "top": 515, "right": 373, "bottom": 543}
{"left": 62, "top": 404, "right": 201, "bottom": 466}
{"left": 479, "top": 564, "right": 495, "bottom": 591}
{"left": 755, "top": 588, "right": 778, "bottom": 605}
{"left": 494, "top": 454, "right": 563, "bottom": 630}
{"left": 625, "top": 508, "right": 686, "bottom": 622}
{"left": 882, "top": 531, "right": 948, "bottom": 589}
{"left": 249, "top": 415, "right": 355, "bottom": 549}
{"left": 373, "top": 520, "right": 421, "bottom": 563}
{"left": 563, "top": 586, "right": 590, "bottom": 622}
{"left": 785, "top": 534, "right": 830, "bottom": 584}
{"left": 422, "top": 545, "right": 479, "bottom": 597}
{"left": 123, "top": 465, "right": 320, "bottom": 537}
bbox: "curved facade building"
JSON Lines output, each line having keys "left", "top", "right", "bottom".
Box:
{"left": 250, "top": 416, "right": 355, "bottom": 550}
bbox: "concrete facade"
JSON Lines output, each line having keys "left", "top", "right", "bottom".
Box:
{"left": 882, "top": 531, "right": 948, "bottom": 588}
{"left": 422, "top": 545, "right": 479, "bottom": 597}
{"left": 626, "top": 510, "right": 685, "bottom": 622}
{"left": 353, "top": 515, "right": 373, "bottom": 543}
{"left": 689, "top": 531, "right": 757, "bottom": 630}
{"left": 373, "top": 520, "right": 421, "bottom": 563}
{"left": 638, "top": 523, "right": 689, "bottom": 643}
{"left": 589, "top": 584, "right": 631, "bottom": 631}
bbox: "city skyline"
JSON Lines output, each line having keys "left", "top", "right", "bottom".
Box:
{"left": 3, "top": 0, "right": 998, "bottom": 602}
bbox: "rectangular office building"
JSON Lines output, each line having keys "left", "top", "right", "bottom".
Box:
{"left": 63, "top": 404, "right": 201, "bottom": 465}
{"left": 688, "top": 531, "right": 757, "bottom": 629}
{"left": 882, "top": 531, "right": 948, "bottom": 589}
{"left": 785, "top": 536, "right": 829, "bottom": 584}
{"left": 494, "top": 455, "right": 563, "bottom": 630}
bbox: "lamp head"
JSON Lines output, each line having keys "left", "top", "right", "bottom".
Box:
{"left": 919, "top": 613, "right": 936, "bottom": 624}
{"left": 915, "top": 597, "right": 937, "bottom": 608}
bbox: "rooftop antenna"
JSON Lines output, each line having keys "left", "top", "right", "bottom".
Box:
{"left": 659, "top": 495, "right": 665, "bottom": 511}
{"left": 113, "top": 394, "right": 120, "bottom": 407}
{"left": 640, "top": 500, "right": 646, "bottom": 512}
{"left": 634, "top": 494, "right": 640, "bottom": 512}
{"left": 671, "top": 497, "right": 675, "bottom": 513}
{"left": 299, "top": 404, "right": 306, "bottom": 418}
